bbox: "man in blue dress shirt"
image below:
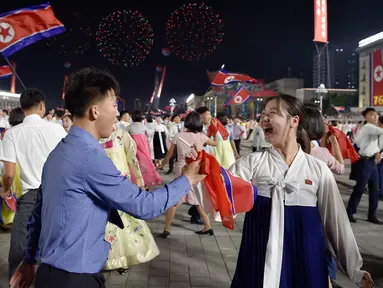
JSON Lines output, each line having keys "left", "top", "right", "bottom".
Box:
{"left": 10, "top": 67, "right": 204, "bottom": 288}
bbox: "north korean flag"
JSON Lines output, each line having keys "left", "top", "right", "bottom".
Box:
{"left": 226, "top": 87, "right": 251, "bottom": 105}
{"left": 0, "top": 65, "right": 12, "bottom": 79}
{"left": 210, "top": 69, "right": 258, "bottom": 87}
{"left": 0, "top": 3, "right": 65, "bottom": 57}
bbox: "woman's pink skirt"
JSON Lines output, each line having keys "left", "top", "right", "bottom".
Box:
{"left": 131, "top": 134, "right": 162, "bottom": 187}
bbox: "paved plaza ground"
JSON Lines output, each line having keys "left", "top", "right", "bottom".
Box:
{"left": 0, "top": 142, "right": 382, "bottom": 287}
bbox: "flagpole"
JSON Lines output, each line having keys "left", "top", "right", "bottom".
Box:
{"left": 3, "top": 57, "right": 26, "bottom": 90}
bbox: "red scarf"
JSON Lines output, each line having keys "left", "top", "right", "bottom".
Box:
{"left": 327, "top": 125, "right": 360, "bottom": 163}
{"left": 207, "top": 120, "right": 230, "bottom": 140}
{"left": 187, "top": 150, "right": 256, "bottom": 230}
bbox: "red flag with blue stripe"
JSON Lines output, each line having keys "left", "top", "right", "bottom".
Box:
{"left": 220, "top": 167, "right": 257, "bottom": 216}
{"left": 187, "top": 150, "right": 257, "bottom": 230}
{"left": 0, "top": 65, "right": 12, "bottom": 79}
{"left": 0, "top": 3, "right": 65, "bottom": 57}
{"left": 226, "top": 87, "right": 251, "bottom": 105}
{"left": 210, "top": 69, "right": 257, "bottom": 87}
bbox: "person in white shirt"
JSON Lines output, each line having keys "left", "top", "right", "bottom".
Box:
{"left": 251, "top": 118, "right": 271, "bottom": 152}
{"left": 232, "top": 117, "right": 245, "bottom": 155}
{"left": 0, "top": 89, "right": 67, "bottom": 279}
{"left": 166, "top": 114, "right": 181, "bottom": 175}
{"left": 347, "top": 107, "right": 383, "bottom": 224}
{"left": 0, "top": 109, "right": 11, "bottom": 132}
{"left": 377, "top": 116, "right": 383, "bottom": 199}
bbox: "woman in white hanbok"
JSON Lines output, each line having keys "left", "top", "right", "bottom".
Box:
{"left": 229, "top": 94, "right": 373, "bottom": 288}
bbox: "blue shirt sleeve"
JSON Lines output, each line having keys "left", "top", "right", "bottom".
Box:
{"left": 84, "top": 151, "right": 191, "bottom": 220}
{"left": 24, "top": 186, "right": 42, "bottom": 264}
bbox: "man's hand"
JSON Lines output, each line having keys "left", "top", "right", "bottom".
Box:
{"left": 183, "top": 160, "right": 206, "bottom": 186}
{"left": 10, "top": 261, "right": 37, "bottom": 288}
{"left": 376, "top": 153, "right": 382, "bottom": 164}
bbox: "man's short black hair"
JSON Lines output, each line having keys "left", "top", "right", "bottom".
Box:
{"left": 20, "top": 89, "right": 45, "bottom": 110}
{"left": 65, "top": 67, "right": 120, "bottom": 117}
{"left": 196, "top": 106, "right": 209, "bottom": 115}
{"left": 55, "top": 110, "right": 65, "bottom": 118}
{"left": 120, "top": 110, "right": 129, "bottom": 118}
{"left": 362, "top": 107, "right": 376, "bottom": 118}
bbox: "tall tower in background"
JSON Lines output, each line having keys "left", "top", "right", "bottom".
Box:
{"left": 134, "top": 98, "right": 141, "bottom": 111}
{"left": 313, "top": 0, "right": 329, "bottom": 89}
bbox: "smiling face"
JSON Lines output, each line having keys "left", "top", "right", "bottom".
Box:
{"left": 260, "top": 99, "right": 299, "bottom": 147}
{"left": 62, "top": 116, "right": 73, "bottom": 133}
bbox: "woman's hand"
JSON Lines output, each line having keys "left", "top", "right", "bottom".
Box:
{"left": 211, "top": 118, "right": 218, "bottom": 127}
{"left": 360, "top": 272, "right": 374, "bottom": 288}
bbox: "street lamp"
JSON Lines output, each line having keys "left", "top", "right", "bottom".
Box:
{"left": 256, "top": 98, "right": 264, "bottom": 117}
{"left": 315, "top": 84, "right": 328, "bottom": 112}
{"left": 206, "top": 96, "right": 217, "bottom": 117}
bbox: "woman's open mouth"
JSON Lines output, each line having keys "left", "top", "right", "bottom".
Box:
{"left": 263, "top": 127, "right": 273, "bottom": 135}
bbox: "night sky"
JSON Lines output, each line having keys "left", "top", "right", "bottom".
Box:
{"left": 1, "top": 0, "right": 383, "bottom": 110}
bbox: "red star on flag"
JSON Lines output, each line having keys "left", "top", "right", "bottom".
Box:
{"left": 0, "top": 26, "right": 11, "bottom": 40}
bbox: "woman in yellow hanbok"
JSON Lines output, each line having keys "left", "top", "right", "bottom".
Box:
{"left": 0, "top": 108, "right": 24, "bottom": 228}
{"left": 100, "top": 127, "right": 160, "bottom": 274}
{"left": 212, "top": 114, "right": 236, "bottom": 169}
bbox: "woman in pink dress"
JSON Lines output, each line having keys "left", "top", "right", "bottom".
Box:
{"left": 303, "top": 106, "right": 345, "bottom": 175}
{"left": 158, "top": 112, "right": 217, "bottom": 238}
{"left": 126, "top": 111, "right": 162, "bottom": 187}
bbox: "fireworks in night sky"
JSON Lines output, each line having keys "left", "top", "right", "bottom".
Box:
{"left": 166, "top": 2, "right": 224, "bottom": 61}
{"left": 96, "top": 10, "right": 155, "bottom": 67}
{"left": 45, "top": 25, "right": 93, "bottom": 57}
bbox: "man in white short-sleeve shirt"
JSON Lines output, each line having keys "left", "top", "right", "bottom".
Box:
{"left": 0, "top": 89, "right": 66, "bottom": 279}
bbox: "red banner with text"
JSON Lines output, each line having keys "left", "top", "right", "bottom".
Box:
{"left": 372, "top": 49, "right": 383, "bottom": 106}
{"left": 314, "top": 0, "right": 328, "bottom": 43}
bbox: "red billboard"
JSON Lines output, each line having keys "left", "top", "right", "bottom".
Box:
{"left": 372, "top": 49, "right": 383, "bottom": 106}
{"left": 314, "top": 0, "right": 328, "bottom": 43}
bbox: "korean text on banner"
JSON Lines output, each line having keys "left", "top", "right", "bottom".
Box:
{"left": 372, "top": 49, "right": 383, "bottom": 106}
{"left": 314, "top": 0, "right": 328, "bottom": 43}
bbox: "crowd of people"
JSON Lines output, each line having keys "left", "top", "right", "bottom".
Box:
{"left": 0, "top": 67, "right": 378, "bottom": 288}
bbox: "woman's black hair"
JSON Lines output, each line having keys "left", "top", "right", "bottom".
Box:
{"left": 216, "top": 112, "right": 228, "bottom": 126}
{"left": 263, "top": 94, "right": 311, "bottom": 154}
{"left": 62, "top": 114, "right": 73, "bottom": 123}
{"left": 9, "top": 107, "right": 25, "bottom": 126}
{"left": 184, "top": 111, "right": 203, "bottom": 133}
{"left": 132, "top": 110, "right": 143, "bottom": 122}
{"left": 146, "top": 114, "right": 153, "bottom": 123}
{"left": 302, "top": 106, "right": 325, "bottom": 141}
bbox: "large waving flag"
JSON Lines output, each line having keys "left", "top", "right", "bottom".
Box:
{"left": 226, "top": 87, "right": 251, "bottom": 105}
{"left": 0, "top": 3, "right": 65, "bottom": 57}
{"left": 210, "top": 69, "right": 257, "bottom": 87}
{"left": 0, "top": 65, "right": 12, "bottom": 79}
